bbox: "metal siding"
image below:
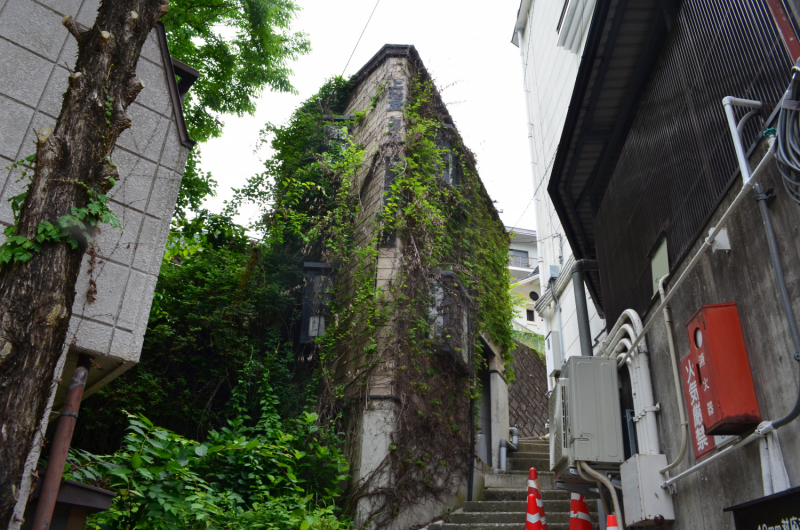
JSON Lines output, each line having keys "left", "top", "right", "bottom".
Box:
{"left": 595, "top": 0, "right": 792, "bottom": 325}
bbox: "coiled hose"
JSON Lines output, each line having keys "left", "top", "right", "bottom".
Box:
{"left": 775, "top": 64, "right": 800, "bottom": 205}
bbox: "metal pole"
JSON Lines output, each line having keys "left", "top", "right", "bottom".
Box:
{"left": 571, "top": 260, "right": 598, "bottom": 357}
{"left": 31, "top": 354, "right": 92, "bottom": 530}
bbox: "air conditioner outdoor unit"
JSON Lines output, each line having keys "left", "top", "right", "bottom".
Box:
{"left": 549, "top": 356, "right": 624, "bottom": 482}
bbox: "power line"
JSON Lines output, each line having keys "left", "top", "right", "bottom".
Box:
{"left": 341, "top": 0, "right": 382, "bottom": 77}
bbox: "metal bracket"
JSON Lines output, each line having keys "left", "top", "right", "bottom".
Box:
{"left": 707, "top": 227, "right": 731, "bottom": 252}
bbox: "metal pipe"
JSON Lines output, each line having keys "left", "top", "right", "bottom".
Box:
{"left": 662, "top": 431, "right": 760, "bottom": 488}
{"left": 616, "top": 138, "right": 776, "bottom": 371}
{"left": 571, "top": 260, "right": 598, "bottom": 357}
{"left": 550, "top": 278, "right": 565, "bottom": 368}
{"left": 580, "top": 461, "right": 623, "bottom": 523}
{"left": 516, "top": 28, "right": 539, "bottom": 191}
{"left": 754, "top": 182, "right": 800, "bottom": 430}
{"left": 657, "top": 275, "right": 689, "bottom": 474}
{"left": 31, "top": 355, "right": 92, "bottom": 530}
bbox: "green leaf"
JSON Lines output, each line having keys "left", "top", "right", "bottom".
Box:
{"left": 131, "top": 453, "right": 142, "bottom": 469}
{"left": 195, "top": 445, "right": 208, "bottom": 457}
{"left": 300, "top": 520, "right": 311, "bottom": 530}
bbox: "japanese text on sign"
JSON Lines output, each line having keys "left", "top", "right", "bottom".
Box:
{"left": 387, "top": 79, "right": 404, "bottom": 111}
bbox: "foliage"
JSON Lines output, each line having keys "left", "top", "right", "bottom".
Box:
{"left": 229, "top": 72, "right": 515, "bottom": 526}
{"left": 74, "top": 216, "right": 311, "bottom": 453}
{"left": 0, "top": 156, "right": 120, "bottom": 265}
{"left": 163, "top": 0, "right": 311, "bottom": 214}
{"left": 67, "top": 363, "right": 349, "bottom": 529}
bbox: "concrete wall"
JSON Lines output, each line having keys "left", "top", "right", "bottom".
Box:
{"left": 517, "top": 0, "right": 605, "bottom": 388}
{"left": 0, "top": 0, "right": 188, "bottom": 388}
{"left": 641, "top": 140, "right": 800, "bottom": 529}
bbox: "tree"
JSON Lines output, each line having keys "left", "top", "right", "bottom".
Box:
{"left": 0, "top": 1, "right": 170, "bottom": 524}
{"left": 163, "top": 0, "right": 311, "bottom": 216}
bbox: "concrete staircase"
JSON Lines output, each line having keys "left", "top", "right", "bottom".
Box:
{"left": 442, "top": 440, "right": 600, "bottom": 530}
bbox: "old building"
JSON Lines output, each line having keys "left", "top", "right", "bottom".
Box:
{"left": 514, "top": 0, "right": 800, "bottom": 527}
{"left": 303, "top": 45, "right": 522, "bottom": 529}
{"left": 0, "top": 0, "right": 195, "bottom": 525}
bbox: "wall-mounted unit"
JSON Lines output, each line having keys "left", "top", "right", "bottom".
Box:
{"left": 621, "top": 454, "right": 675, "bottom": 526}
{"left": 681, "top": 304, "right": 760, "bottom": 459}
{"left": 545, "top": 330, "right": 562, "bottom": 377}
{"left": 549, "top": 356, "right": 624, "bottom": 481}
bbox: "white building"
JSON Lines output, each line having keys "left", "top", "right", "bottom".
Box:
{"left": 511, "top": 0, "right": 605, "bottom": 386}
{"left": 506, "top": 226, "right": 543, "bottom": 337}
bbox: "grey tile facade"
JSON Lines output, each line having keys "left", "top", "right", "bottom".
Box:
{"left": 0, "top": 0, "right": 190, "bottom": 373}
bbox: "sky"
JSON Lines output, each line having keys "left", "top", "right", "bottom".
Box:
{"left": 199, "top": 0, "right": 537, "bottom": 232}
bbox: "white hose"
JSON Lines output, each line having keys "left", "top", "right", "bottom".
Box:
{"left": 580, "top": 461, "right": 623, "bottom": 527}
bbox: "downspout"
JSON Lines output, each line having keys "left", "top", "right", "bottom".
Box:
{"left": 31, "top": 354, "right": 92, "bottom": 530}
{"left": 550, "top": 278, "right": 565, "bottom": 367}
{"left": 516, "top": 28, "right": 538, "bottom": 189}
{"left": 657, "top": 275, "right": 689, "bottom": 473}
{"left": 571, "top": 259, "right": 598, "bottom": 356}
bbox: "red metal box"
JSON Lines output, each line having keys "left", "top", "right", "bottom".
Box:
{"left": 681, "top": 303, "right": 761, "bottom": 438}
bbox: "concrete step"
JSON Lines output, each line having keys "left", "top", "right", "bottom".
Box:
{"left": 464, "top": 499, "right": 576, "bottom": 513}
{"left": 482, "top": 488, "right": 570, "bottom": 501}
{"left": 451, "top": 510, "right": 599, "bottom": 525}
{"left": 507, "top": 456, "right": 550, "bottom": 472}
{"left": 484, "top": 471, "right": 553, "bottom": 490}
{"left": 509, "top": 450, "right": 549, "bottom": 458}
{"left": 517, "top": 441, "right": 549, "bottom": 452}
{"left": 439, "top": 516, "right": 600, "bottom": 530}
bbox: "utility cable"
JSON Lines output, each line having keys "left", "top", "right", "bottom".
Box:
{"left": 341, "top": 0, "right": 382, "bottom": 77}
{"left": 775, "top": 63, "right": 800, "bottom": 205}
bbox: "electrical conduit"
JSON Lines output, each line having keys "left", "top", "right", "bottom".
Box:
{"left": 657, "top": 275, "right": 689, "bottom": 473}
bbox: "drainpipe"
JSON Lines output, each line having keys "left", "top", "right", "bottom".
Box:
{"left": 499, "top": 427, "right": 520, "bottom": 471}
{"left": 31, "top": 355, "right": 92, "bottom": 530}
{"left": 516, "top": 29, "right": 538, "bottom": 189}
{"left": 571, "top": 259, "right": 598, "bottom": 357}
{"left": 549, "top": 278, "right": 565, "bottom": 367}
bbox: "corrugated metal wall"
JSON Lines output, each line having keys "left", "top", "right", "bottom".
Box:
{"left": 594, "top": 0, "right": 793, "bottom": 325}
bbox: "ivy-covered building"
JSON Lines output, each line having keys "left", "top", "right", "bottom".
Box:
{"left": 299, "top": 45, "right": 517, "bottom": 528}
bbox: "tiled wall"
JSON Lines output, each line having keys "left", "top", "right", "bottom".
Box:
{"left": 0, "top": 0, "right": 188, "bottom": 365}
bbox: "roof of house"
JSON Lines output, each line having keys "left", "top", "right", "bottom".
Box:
{"left": 154, "top": 22, "right": 198, "bottom": 148}
{"left": 544, "top": 0, "right": 681, "bottom": 314}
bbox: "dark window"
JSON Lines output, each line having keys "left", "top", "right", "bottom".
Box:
{"left": 526, "top": 309, "right": 535, "bottom": 321}
{"left": 556, "top": 0, "right": 570, "bottom": 33}
{"left": 436, "top": 126, "right": 459, "bottom": 186}
{"left": 300, "top": 263, "right": 334, "bottom": 344}
{"left": 508, "top": 249, "right": 529, "bottom": 268}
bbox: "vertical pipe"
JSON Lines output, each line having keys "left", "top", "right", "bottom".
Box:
{"left": 31, "top": 355, "right": 92, "bottom": 530}
{"left": 571, "top": 260, "right": 598, "bottom": 357}
{"left": 516, "top": 29, "right": 538, "bottom": 189}
{"left": 754, "top": 182, "right": 800, "bottom": 429}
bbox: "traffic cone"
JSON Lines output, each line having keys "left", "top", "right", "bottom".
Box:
{"left": 526, "top": 493, "right": 542, "bottom": 530}
{"left": 569, "top": 492, "right": 592, "bottom": 530}
{"left": 527, "top": 468, "right": 548, "bottom": 530}
{"left": 607, "top": 514, "right": 620, "bottom": 530}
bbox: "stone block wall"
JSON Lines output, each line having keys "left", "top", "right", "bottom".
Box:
{"left": 507, "top": 342, "right": 549, "bottom": 438}
{"left": 0, "top": 0, "right": 189, "bottom": 381}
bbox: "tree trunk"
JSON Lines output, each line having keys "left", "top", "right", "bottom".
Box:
{"left": 0, "top": 1, "right": 168, "bottom": 525}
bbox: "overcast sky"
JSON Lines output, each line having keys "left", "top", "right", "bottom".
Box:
{"left": 199, "top": 0, "right": 537, "bottom": 232}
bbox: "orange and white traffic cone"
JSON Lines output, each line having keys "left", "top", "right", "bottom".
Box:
{"left": 607, "top": 514, "right": 620, "bottom": 530}
{"left": 526, "top": 493, "right": 542, "bottom": 530}
{"left": 527, "top": 468, "right": 548, "bottom": 530}
{"left": 569, "top": 492, "right": 592, "bottom": 530}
